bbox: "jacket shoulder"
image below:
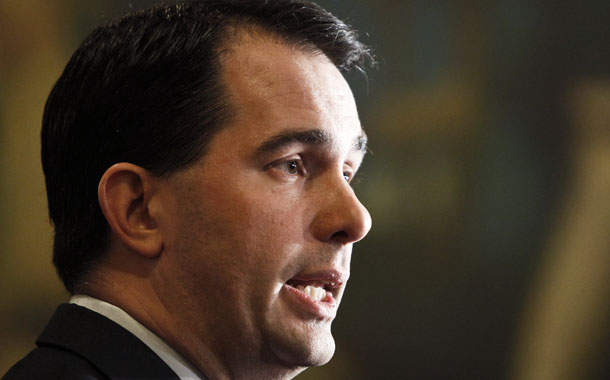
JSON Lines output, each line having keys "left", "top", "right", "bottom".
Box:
{"left": 2, "top": 346, "right": 106, "bottom": 380}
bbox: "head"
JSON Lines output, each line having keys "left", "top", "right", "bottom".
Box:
{"left": 42, "top": 0, "right": 373, "bottom": 378}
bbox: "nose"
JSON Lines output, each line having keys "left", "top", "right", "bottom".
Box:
{"left": 310, "top": 177, "right": 372, "bottom": 245}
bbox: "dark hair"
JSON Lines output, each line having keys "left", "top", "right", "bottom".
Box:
{"left": 41, "top": 0, "right": 374, "bottom": 293}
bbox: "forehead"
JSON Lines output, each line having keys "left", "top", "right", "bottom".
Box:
{"left": 216, "top": 34, "right": 363, "bottom": 150}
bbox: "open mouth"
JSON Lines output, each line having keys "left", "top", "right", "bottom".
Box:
{"left": 285, "top": 280, "right": 335, "bottom": 302}
{"left": 284, "top": 271, "right": 346, "bottom": 303}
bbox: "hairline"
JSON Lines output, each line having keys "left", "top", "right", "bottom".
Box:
{"left": 161, "top": 26, "right": 346, "bottom": 175}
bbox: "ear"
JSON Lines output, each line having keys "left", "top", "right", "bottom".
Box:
{"left": 98, "top": 163, "right": 163, "bottom": 257}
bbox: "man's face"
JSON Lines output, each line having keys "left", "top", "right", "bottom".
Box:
{"left": 156, "top": 36, "right": 371, "bottom": 373}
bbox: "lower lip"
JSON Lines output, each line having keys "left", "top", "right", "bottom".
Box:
{"left": 282, "top": 283, "right": 337, "bottom": 319}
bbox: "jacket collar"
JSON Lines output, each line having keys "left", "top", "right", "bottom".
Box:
{"left": 37, "top": 303, "right": 180, "bottom": 379}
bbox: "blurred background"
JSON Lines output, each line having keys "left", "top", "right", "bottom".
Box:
{"left": 1, "top": 0, "right": 610, "bottom": 379}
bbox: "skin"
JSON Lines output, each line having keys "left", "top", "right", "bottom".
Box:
{"left": 93, "top": 34, "right": 371, "bottom": 380}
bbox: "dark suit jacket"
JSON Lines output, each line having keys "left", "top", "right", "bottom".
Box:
{"left": 2, "top": 303, "right": 183, "bottom": 379}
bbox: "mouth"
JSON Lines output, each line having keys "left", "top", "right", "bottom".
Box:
{"left": 282, "top": 270, "right": 348, "bottom": 318}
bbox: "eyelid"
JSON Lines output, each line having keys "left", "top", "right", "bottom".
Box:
{"left": 343, "top": 160, "right": 356, "bottom": 178}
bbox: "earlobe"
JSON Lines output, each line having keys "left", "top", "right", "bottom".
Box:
{"left": 98, "top": 163, "right": 163, "bottom": 257}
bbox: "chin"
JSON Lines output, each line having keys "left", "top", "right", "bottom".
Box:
{"left": 270, "top": 329, "right": 337, "bottom": 368}
{"left": 305, "top": 341, "right": 336, "bottom": 367}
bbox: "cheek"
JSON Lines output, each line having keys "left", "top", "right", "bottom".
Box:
{"left": 214, "top": 177, "right": 307, "bottom": 235}
{"left": 174, "top": 178, "right": 308, "bottom": 281}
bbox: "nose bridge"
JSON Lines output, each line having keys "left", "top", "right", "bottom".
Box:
{"left": 311, "top": 175, "right": 372, "bottom": 244}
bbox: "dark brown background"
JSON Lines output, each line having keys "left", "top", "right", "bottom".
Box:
{"left": 2, "top": 1, "right": 610, "bottom": 379}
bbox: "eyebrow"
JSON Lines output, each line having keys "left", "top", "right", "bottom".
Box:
{"left": 255, "top": 128, "right": 368, "bottom": 155}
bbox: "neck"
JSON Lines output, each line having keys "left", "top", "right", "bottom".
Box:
{"left": 83, "top": 255, "right": 305, "bottom": 380}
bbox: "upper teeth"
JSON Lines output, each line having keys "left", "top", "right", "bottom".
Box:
{"left": 296, "top": 285, "right": 326, "bottom": 301}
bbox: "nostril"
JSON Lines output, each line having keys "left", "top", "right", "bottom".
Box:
{"left": 330, "top": 230, "right": 350, "bottom": 243}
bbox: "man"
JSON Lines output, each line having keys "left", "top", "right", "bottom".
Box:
{"left": 3, "top": 0, "right": 373, "bottom": 379}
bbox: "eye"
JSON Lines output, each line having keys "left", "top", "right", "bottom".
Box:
{"left": 266, "top": 157, "right": 307, "bottom": 180}
{"left": 343, "top": 167, "right": 355, "bottom": 183}
{"left": 286, "top": 160, "right": 301, "bottom": 175}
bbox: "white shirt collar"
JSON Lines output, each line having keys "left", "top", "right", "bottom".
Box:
{"left": 70, "top": 294, "right": 206, "bottom": 380}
